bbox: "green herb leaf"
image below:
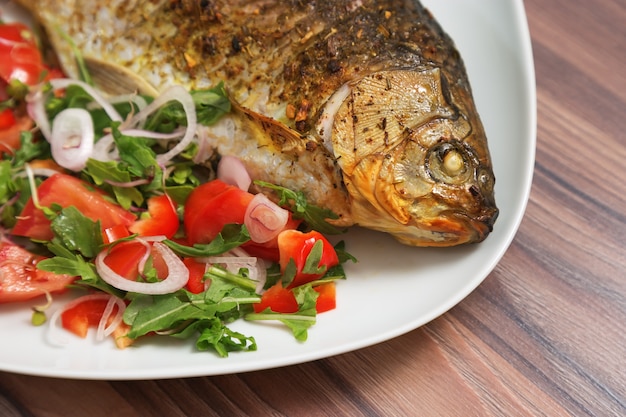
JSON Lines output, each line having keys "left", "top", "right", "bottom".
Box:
{"left": 49, "top": 206, "right": 104, "bottom": 258}
{"left": 194, "top": 319, "right": 257, "bottom": 357}
{"left": 245, "top": 285, "right": 319, "bottom": 341}
{"left": 253, "top": 180, "right": 344, "bottom": 234}
{"left": 84, "top": 159, "right": 144, "bottom": 208}
{"left": 164, "top": 224, "right": 250, "bottom": 257}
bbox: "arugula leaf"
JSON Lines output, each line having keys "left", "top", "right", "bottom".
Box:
{"left": 37, "top": 253, "right": 97, "bottom": 280}
{"left": 245, "top": 285, "right": 319, "bottom": 341}
{"left": 301, "top": 239, "right": 327, "bottom": 275}
{"left": 14, "top": 131, "right": 51, "bottom": 165}
{"left": 84, "top": 159, "right": 144, "bottom": 209}
{"left": 113, "top": 128, "right": 161, "bottom": 184}
{"left": 0, "top": 160, "right": 11, "bottom": 202}
{"left": 253, "top": 180, "right": 344, "bottom": 234}
{"left": 191, "top": 84, "right": 231, "bottom": 126}
{"left": 49, "top": 206, "right": 104, "bottom": 258}
{"left": 124, "top": 293, "right": 209, "bottom": 338}
{"left": 164, "top": 224, "right": 250, "bottom": 257}
{"left": 194, "top": 319, "right": 257, "bottom": 357}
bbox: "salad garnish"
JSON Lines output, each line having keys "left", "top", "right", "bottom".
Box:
{"left": 0, "top": 22, "right": 355, "bottom": 357}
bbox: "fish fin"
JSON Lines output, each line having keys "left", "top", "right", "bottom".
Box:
{"left": 231, "top": 102, "right": 309, "bottom": 154}
{"left": 83, "top": 57, "right": 159, "bottom": 97}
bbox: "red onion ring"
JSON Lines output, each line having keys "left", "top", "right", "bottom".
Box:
{"left": 244, "top": 193, "right": 289, "bottom": 243}
{"left": 127, "top": 85, "right": 197, "bottom": 165}
{"left": 49, "top": 108, "right": 94, "bottom": 171}
{"left": 47, "top": 293, "right": 126, "bottom": 346}
{"left": 50, "top": 78, "right": 123, "bottom": 122}
{"left": 95, "top": 240, "right": 189, "bottom": 295}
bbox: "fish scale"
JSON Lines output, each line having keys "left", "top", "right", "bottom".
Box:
{"left": 17, "top": 0, "right": 499, "bottom": 246}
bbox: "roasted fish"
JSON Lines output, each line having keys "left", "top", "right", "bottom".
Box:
{"left": 15, "top": 0, "right": 498, "bottom": 246}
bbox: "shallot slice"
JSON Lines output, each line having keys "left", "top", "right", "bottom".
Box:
{"left": 49, "top": 108, "right": 94, "bottom": 171}
{"left": 244, "top": 193, "right": 289, "bottom": 244}
{"left": 127, "top": 85, "right": 197, "bottom": 165}
{"left": 95, "top": 241, "right": 189, "bottom": 295}
{"left": 217, "top": 155, "right": 251, "bottom": 191}
{"left": 47, "top": 293, "right": 126, "bottom": 346}
{"left": 50, "top": 78, "right": 123, "bottom": 122}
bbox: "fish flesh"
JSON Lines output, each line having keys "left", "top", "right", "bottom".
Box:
{"left": 14, "top": 0, "right": 498, "bottom": 246}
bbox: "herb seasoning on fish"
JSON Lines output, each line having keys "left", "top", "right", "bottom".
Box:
{"left": 18, "top": 0, "right": 499, "bottom": 246}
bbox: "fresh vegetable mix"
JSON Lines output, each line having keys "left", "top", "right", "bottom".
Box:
{"left": 0, "top": 22, "right": 355, "bottom": 357}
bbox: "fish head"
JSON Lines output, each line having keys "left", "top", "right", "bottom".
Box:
{"left": 320, "top": 68, "right": 498, "bottom": 246}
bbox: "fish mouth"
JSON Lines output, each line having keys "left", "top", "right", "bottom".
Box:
{"left": 389, "top": 204, "right": 499, "bottom": 247}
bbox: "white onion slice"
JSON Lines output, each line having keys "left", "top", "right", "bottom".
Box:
{"left": 47, "top": 293, "right": 126, "bottom": 346}
{"left": 217, "top": 155, "right": 252, "bottom": 191}
{"left": 244, "top": 193, "right": 289, "bottom": 243}
{"left": 26, "top": 88, "right": 52, "bottom": 140}
{"left": 95, "top": 295, "right": 127, "bottom": 341}
{"left": 50, "top": 78, "right": 123, "bottom": 122}
{"left": 127, "top": 85, "right": 197, "bottom": 165}
{"left": 50, "top": 108, "right": 94, "bottom": 171}
{"left": 95, "top": 241, "right": 189, "bottom": 294}
{"left": 204, "top": 255, "right": 267, "bottom": 294}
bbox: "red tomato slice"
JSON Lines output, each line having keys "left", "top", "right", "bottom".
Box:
{"left": 0, "top": 22, "right": 45, "bottom": 85}
{"left": 277, "top": 230, "right": 339, "bottom": 288}
{"left": 60, "top": 297, "right": 132, "bottom": 348}
{"left": 253, "top": 283, "right": 298, "bottom": 314}
{"left": 103, "top": 240, "right": 169, "bottom": 281}
{"left": 0, "top": 23, "right": 38, "bottom": 46}
{"left": 0, "top": 241, "right": 76, "bottom": 303}
{"left": 184, "top": 179, "right": 254, "bottom": 244}
{"left": 129, "top": 194, "right": 179, "bottom": 239}
{"left": 313, "top": 282, "right": 336, "bottom": 313}
{"left": 61, "top": 298, "right": 111, "bottom": 338}
{"left": 11, "top": 173, "right": 137, "bottom": 241}
{"left": 0, "top": 112, "right": 32, "bottom": 155}
{"left": 0, "top": 108, "right": 16, "bottom": 129}
{"left": 102, "top": 224, "right": 132, "bottom": 244}
{"left": 183, "top": 257, "right": 207, "bottom": 294}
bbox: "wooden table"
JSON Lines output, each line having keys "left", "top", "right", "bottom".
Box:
{"left": 1, "top": 1, "right": 624, "bottom": 415}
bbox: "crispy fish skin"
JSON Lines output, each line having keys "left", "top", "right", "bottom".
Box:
{"left": 16, "top": 0, "right": 498, "bottom": 246}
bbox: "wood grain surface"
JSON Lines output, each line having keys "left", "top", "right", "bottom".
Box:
{"left": 1, "top": 0, "right": 625, "bottom": 416}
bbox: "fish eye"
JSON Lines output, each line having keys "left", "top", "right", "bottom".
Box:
{"left": 426, "top": 141, "right": 472, "bottom": 185}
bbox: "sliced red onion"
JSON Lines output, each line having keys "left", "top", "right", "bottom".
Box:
{"left": 26, "top": 88, "right": 51, "bottom": 140}
{"left": 88, "top": 93, "right": 148, "bottom": 113}
{"left": 120, "top": 127, "right": 186, "bottom": 141}
{"left": 50, "top": 108, "right": 94, "bottom": 171}
{"left": 244, "top": 193, "right": 289, "bottom": 243}
{"left": 95, "top": 240, "right": 189, "bottom": 295}
{"left": 127, "top": 85, "right": 197, "bottom": 165}
{"left": 217, "top": 155, "right": 252, "bottom": 191}
{"left": 50, "top": 78, "right": 123, "bottom": 122}
{"left": 96, "top": 295, "right": 127, "bottom": 341}
{"left": 47, "top": 293, "right": 125, "bottom": 346}
{"left": 204, "top": 255, "right": 267, "bottom": 294}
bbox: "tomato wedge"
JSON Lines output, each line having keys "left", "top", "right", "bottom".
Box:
{"left": 277, "top": 230, "right": 339, "bottom": 288}
{"left": 0, "top": 240, "right": 76, "bottom": 303}
{"left": 12, "top": 173, "right": 136, "bottom": 241}
{"left": 61, "top": 297, "right": 133, "bottom": 348}
{"left": 184, "top": 179, "right": 254, "bottom": 244}
{"left": 183, "top": 257, "right": 207, "bottom": 294}
{"left": 313, "top": 282, "right": 336, "bottom": 313}
{"left": 103, "top": 240, "right": 169, "bottom": 281}
{"left": 129, "top": 194, "right": 179, "bottom": 239}
{"left": 253, "top": 283, "right": 298, "bottom": 314}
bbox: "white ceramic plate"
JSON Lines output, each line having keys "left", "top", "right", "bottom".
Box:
{"left": 0, "top": 0, "right": 535, "bottom": 380}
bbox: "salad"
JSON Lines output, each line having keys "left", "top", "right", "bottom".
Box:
{"left": 0, "top": 22, "right": 354, "bottom": 357}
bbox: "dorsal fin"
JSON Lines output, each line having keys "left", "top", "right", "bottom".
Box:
{"left": 230, "top": 101, "right": 309, "bottom": 154}
{"left": 84, "top": 57, "right": 159, "bottom": 96}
